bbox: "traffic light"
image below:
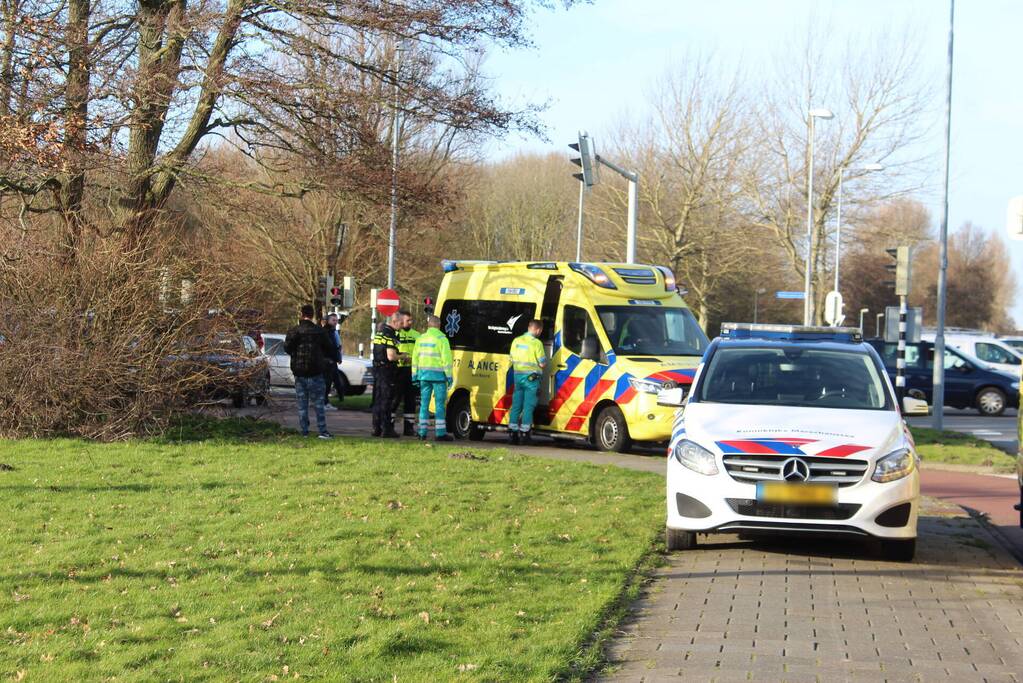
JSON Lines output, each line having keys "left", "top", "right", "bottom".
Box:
{"left": 321, "top": 274, "right": 334, "bottom": 311}
{"left": 329, "top": 285, "right": 343, "bottom": 309}
{"left": 424, "top": 296, "right": 435, "bottom": 315}
{"left": 568, "top": 131, "right": 597, "bottom": 187}
{"left": 884, "top": 246, "right": 911, "bottom": 296}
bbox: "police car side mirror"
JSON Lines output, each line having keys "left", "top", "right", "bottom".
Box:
{"left": 902, "top": 396, "right": 929, "bottom": 416}
{"left": 580, "top": 337, "right": 601, "bottom": 362}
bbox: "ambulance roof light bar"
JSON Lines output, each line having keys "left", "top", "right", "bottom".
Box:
{"left": 720, "top": 322, "right": 863, "bottom": 343}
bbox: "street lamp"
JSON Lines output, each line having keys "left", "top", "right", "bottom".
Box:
{"left": 858, "top": 307, "right": 869, "bottom": 332}
{"left": 876, "top": 312, "right": 885, "bottom": 338}
{"left": 753, "top": 288, "right": 767, "bottom": 323}
{"left": 804, "top": 107, "right": 834, "bottom": 325}
{"left": 835, "top": 163, "right": 884, "bottom": 294}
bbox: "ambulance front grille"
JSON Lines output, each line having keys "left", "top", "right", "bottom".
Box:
{"left": 612, "top": 267, "right": 657, "bottom": 284}
{"left": 722, "top": 454, "right": 868, "bottom": 487}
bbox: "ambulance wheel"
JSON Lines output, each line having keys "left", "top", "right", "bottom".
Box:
{"left": 666, "top": 527, "right": 696, "bottom": 551}
{"left": 448, "top": 394, "right": 485, "bottom": 441}
{"left": 593, "top": 406, "right": 632, "bottom": 453}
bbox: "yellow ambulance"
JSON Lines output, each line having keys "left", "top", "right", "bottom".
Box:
{"left": 434, "top": 261, "right": 710, "bottom": 451}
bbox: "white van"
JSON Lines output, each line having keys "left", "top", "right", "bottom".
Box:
{"left": 921, "top": 332, "right": 1022, "bottom": 377}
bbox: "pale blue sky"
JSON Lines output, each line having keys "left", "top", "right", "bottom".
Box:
{"left": 483, "top": 0, "right": 1023, "bottom": 325}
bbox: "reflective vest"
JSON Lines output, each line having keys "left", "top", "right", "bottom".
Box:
{"left": 397, "top": 328, "right": 420, "bottom": 368}
{"left": 412, "top": 327, "right": 452, "bottom": 379}
{"left": 510, "top": 333, "right": 546, "bottom": 374}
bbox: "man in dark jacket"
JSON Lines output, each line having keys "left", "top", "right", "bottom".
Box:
{"left": 284, "top": 304, "right": 335, "bottom": 438}
{"left": 322, "top": 313, "right": 344, "bottom": 408}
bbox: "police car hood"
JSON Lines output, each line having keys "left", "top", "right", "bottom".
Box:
{"left": 683, "top": 402, "right": 904, "bottom": 462}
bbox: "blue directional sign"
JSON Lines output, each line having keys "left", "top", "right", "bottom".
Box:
{"left": 775, "top": 291, "right": 806, "bottom": 300}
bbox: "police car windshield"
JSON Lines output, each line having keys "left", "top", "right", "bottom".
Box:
{"left": 596, "top": 306, "right": 709, "bottom": 357}
{"left": 698, "top": 346, "right": 892, "bottom": 410}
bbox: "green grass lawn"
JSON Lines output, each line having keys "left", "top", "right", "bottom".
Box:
{"left": 0, "top": 433, "right": 662, "bottom": 682}
{"left": 909, "top": 426, "right": 1017, "bottom": 472}
{"left": 330, "top": 393, "right": 372, "bottom": 411}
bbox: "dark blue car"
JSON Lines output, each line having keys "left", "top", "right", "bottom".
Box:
{"left": 866, "top": 339, "right": 1019, "bottom": 416}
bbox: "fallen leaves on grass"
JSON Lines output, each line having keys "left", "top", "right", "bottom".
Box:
{"left": 449, "top": 451, "right": 487, "bottom": 461}
{"left": 0, "top": 463, "right": 15, "bottom": 471}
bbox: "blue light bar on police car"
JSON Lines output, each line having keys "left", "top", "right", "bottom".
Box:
{"left": 720, "top": 322, "right": 862, "bottom": 343}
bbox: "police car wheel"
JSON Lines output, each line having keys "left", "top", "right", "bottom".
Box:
{"left": 593, "top": 406, "right": 632, "bottom": 453}
{"left": 666, "top": 527, "right": 696, "bottom": 551}
{"left": 976, "top": 387, "right": 1006, "bottom": 416}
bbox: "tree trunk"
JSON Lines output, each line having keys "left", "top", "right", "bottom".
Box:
{"left": 121, "top": 0, "right": 187, "bottom": 244}
{"left": 59, "top": 0, "right": 91, "bottom": 268}
{"left": 0, "top": 0, "right": 18, "bottom": 117}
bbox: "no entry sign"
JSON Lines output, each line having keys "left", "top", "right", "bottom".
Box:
{"left": 376, "top": 288, "right": 400, "bottom": 316}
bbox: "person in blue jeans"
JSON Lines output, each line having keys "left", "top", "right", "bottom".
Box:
{"left": 284, "top": 304, "right": 336, "bottom": 439}
{"left": 508, "top": 319, "right": 547, "bottom": 445}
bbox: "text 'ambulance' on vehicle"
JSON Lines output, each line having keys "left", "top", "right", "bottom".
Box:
{"left": 433, "top": 261, "right": 710, "bottom": 451}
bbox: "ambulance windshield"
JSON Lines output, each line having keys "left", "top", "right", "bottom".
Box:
{"left": 596, "top": 306, "right": 709, "bottom": 357}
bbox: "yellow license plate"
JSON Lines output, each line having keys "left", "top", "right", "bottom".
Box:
{"left": 757, "top": 482, "right": 837, "bottom": 506}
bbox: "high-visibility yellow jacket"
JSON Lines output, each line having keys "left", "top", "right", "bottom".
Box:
{"left": 510, "top": 333, "right": 546, "bottom": 375}
{"left": 397, "top": 327, "right": 421, "bottom": 368}
{"left": 412, "top": 327, "right": 452, "bottom": 380}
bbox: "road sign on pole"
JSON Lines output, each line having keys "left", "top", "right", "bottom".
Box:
{"left": 824, "top": 290, "right": 845, "bottom": 326}
{"left": 775, "top": 291, "right": 806, "bottom": 300}
{"left": 376, "top": 288, "right": 400, "bottom": 316}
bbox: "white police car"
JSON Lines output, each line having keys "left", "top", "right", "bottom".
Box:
{"left": 666, "top": 324, "right": 927, "bottom": 561}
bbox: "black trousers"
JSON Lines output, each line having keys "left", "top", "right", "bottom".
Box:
{"left": 372, "top": 364, "right": 397, "bottom": 434}
{"left": 324, "top": 364, "right": 344, "bottom": 403}
{"left": 393, "top": 367, "right": 418, "bottom": 425}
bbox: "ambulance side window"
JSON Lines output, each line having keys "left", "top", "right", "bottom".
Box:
{"left": 563, "top": 305, "right": 597, "bottom": 356}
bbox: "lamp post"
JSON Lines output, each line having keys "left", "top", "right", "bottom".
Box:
{"left": 933, "top": 0, "right": 955, "bottom": 430}
{"left": 835, "top": 163, "right": 884, "bottom": 294}
{"left": 858, "top": 307, "right": 869, "bottom": 332}
{"left": 876, "top": 312, "right": 884, "bottom": 338}
{"left": 804, "top": 107, "right": 834, "bottom": 325}
{"left": 753, "top": 288, "right": 767, "bottom": 323}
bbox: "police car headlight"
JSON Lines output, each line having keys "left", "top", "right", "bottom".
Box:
{"left": 871, "top": 447, "right": 915, "bottom": 483}
{"left": 671, "top": 439, "right": 719, "bottom": 476}
{"left": 629, "top": 377, "right": 663, "bottom": 394}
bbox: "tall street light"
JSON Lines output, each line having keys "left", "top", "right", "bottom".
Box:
{"left": 932, "top": 0, "right": 955, "bottom": 430}
{"left": 804, "top": 107, "right": 834, "bottom": 325}
{"left": 859, "top": 307, "right": 869, "bottom": 332}
{"left": 754, "top": 288, "right": 767, "bottom": 323}
{"left": 835, "top": 163, "right": 885, "bottom": 294}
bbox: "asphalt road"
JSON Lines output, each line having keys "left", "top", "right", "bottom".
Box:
{"left": 906, "top": 407, "right": 1018, "bottom": 452}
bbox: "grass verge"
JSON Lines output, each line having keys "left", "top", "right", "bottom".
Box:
{"left": 0, "top": 435, "right": 662, "bottom": 681}
{"left": 909, "top": 426, "right": 1016, "bottom": 473}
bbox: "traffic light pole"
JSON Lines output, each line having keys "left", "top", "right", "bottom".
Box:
{"left": 895, "top": 294, "right": 907, "bottom": 404}
{"left": 594, "top": 154, "right": 639, "bottom": 263}
{"left": 575, "top": 180, "right": 585, "bottom": 261}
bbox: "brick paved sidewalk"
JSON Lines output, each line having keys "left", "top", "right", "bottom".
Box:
{"left": 599, "top": 499, "right": 1023, "bottom": 682}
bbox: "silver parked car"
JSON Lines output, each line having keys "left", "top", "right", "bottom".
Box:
{"left": 261, "top": 333, "right": 372, "bottom": 395}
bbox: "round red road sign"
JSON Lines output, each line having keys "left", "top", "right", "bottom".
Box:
{"left": 376, "top": 288, "right": 400, "bottom": 316}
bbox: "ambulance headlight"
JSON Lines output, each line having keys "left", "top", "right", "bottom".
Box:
{"left": 671, "top": 440, "right": 719, "bottom": 476}
{"left": 871, "top": 447, "right": 915, "bottom": 483}
{"left": 629, "top": 377, "right": 663, "bottom": 394}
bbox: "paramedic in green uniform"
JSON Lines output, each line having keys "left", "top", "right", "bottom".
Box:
{"left": 507, "top": 319, "right": 546, "bottom": 445}
{"left": 411, "top": 315, "right": 454, "bottom": 442}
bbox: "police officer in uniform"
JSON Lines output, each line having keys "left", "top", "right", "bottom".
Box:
{"left": 371, "top": 312, "right": 402, "bottom": 438}
{"left": 507, "top": 319, "right": 547, "bottom": 445}
{"left": 394, "top": 310, "right": 421, "bottom": 436}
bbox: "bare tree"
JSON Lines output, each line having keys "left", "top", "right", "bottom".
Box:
{"left": 743, "top": 25, "right": 932, "bottom": 323}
